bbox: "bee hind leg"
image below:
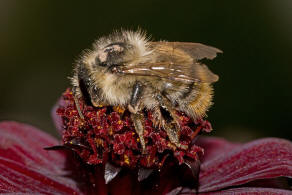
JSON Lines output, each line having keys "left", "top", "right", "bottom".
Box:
{"left": 152, "top": 106, "right": 166, "bottom": 129}
{"left": 157, "top": 95, "right": 187, "bottom": 150}
{"left": 164, "top": 122, "right": 187, "bottom": 150}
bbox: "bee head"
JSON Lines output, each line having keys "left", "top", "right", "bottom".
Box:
{"left": 94, "top": 42, "right": 130, "bottom": 73}
{"left": 92, "top": 30, "right": 152, "bottom": 73}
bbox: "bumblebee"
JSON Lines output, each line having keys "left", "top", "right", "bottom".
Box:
{"left": 71, "top": 30, "right": 221, "bottom": 151}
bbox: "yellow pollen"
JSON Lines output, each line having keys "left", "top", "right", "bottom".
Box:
{"left": 113, "top": 106, "right": 125, "bottom": 114}
{"left": 108, "top": 127, "right": 113, "bottom": 135}
{"left": 95, "top": 138, "right": 103, "bottom": 146}
{"left": 124, "top": 155, "right": 130, "bottom": 165}
{"left": 167, "top": 143, "right": 177, "bottom": 150}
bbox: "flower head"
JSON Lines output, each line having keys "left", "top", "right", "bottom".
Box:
{"left": 0, "top": 89, "right": 292, "bottom": 194}
{"left": 55, "top": 89, "right": 211, "bottom": 172}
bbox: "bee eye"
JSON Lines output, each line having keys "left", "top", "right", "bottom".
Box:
{"left": 95, "top": 42, "right": 127, "bottom": 67}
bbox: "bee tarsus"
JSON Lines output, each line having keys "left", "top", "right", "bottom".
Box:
{"left": 131, "top": 112, "right": 146, "bottom": 153}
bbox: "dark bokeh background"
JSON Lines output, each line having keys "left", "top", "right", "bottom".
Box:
{"left": 1, "top": 1, "right": 291, "bottom": 141}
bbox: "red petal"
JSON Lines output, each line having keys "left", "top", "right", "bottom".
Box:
{"left": 207, "top": 187, "right": 292, "bottom": 195}
{"left": 196, "top": 137, "right": 240, "bottom": 163}
{"left": 51, "top": 98, "right": 64, "bottom": 134}
{"left": 199, "top": 138, "right": 292, "bottom": 193}
{"left": 168, "top": 187, "right": 292, "bottom": 195}
{"left": 0, "top": 121, "right": 81, "bottom": 194}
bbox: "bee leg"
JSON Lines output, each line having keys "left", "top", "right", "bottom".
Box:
{"left": 158, "top": 95, "right": 182, "bottom": 127}
{"left": 128, "top": 104, "right": 139, "bottom": 114}
{"left": 152, "top": 106, "right": 166, "bottom": 129}
{"left": 128, "top": 81, "right": 147, "bottom": 152}
{"left": 131, "top": 112, "right": 146, "bottom": 153}
{"left": 128, "top": 81, "right": 144, "bottom": 114}
{"left": 90, "top": 86, "right": 105, "bottom": 107}
{"left": 74, "top": 63, "right": 104, "bottom": 118}
{"left": 72, "top": 86, "right": 84, "bottom": 119}
{"left": 157, "top": 95, "right": 187, "bottom": 150}
{"left": 164, "top": 123, "right": 187, "bottom": 150}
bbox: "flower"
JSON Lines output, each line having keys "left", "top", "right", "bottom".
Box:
{"left": 0, "top": 89, "right": 291, "bottom": 194}
{"left": 0, "top": 121, "right": 292, "bottom": 194}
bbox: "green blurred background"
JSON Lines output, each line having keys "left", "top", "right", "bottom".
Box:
{"left": 0, "top": 1, "right": 291, "bottom": 141}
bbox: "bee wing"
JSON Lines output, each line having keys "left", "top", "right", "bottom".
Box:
{"left": 150, "top": 41, "right": 222, "bottom": 60}
{"left": 121, "top": 61, "right": 219, "bottom": 83}
{"left": 121, "top": 41, "right": 220, "bottom": 83}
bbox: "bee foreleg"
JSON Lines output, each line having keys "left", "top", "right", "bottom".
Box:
{"left": 130, "top": 112, "right": 146, "bottom": 153}
{"left": 72, "top": 86, "right": 84, "bottom": 119}
{"left": 128, "top": 81, "right": 144, "bottom": 114}
{"left": 89, "top": 86, "right": 105, "bottom": 107}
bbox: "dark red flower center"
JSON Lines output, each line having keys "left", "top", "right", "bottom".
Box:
{"left": 56, "top": 89, "right": 212, "bottom": 170}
